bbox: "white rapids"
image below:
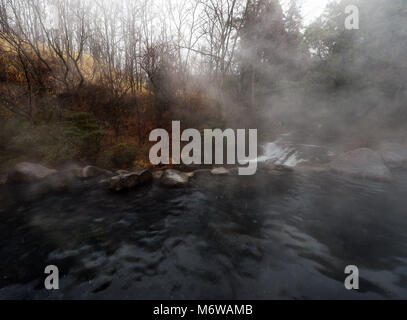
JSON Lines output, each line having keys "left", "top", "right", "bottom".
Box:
{"left": 257, "top": 140, "right": 306, "bottom": 167}
{"left": 256, "top": 135, "right": 332, "bottom": 167}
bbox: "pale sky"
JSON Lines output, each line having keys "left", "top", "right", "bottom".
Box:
{"left": 292, "top": 0, "right": 332, "bottom": 25}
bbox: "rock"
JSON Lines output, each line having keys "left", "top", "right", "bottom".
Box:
{"left": 211, "top": 167, "right": 230, "bottom": 175}
{"left": 328, "top": 148, "right": 392, "bottom": 180}
{"left": 185, "top": 172, "right": 195, "bottom": 178}
{"left": 80, "top": 166, "right": 113, "bottom": 179}
{"left": 116, "top": 170, "right": 131, "bottom": 175}
{"left": 152, "top": 171, "right": 164, "bottom": 180}
{"left": 378, "top": 142, "right": 407, "bottom": 168}
{"left": 7, "top": 162, "right": 57, "bottom": 184}
{"left": 191, "top": 169, "right": 212, "bottom": 177}
{"left": 109, "top": 169, "right": 153, "bottom": 192}
{"left": 43, "top": 174, "right": 71, "bottom": 190}
{"left": 258, "top": 161, "right": 295, "bottom": 174}
{"left": 63, "top": 164, "right": 83, "bottom": 178}
{"left": 7, "top": 174, "right": 72, "bottom": 202}
{"left": 160, "top": 169, "right": 190, "bottom": 187}
{"left": 5, "top": 163, "right": 86, "bottom": 201}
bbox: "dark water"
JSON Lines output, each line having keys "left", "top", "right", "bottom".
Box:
{"left": 1, "top": 169, "right": 407, "bottom": 300}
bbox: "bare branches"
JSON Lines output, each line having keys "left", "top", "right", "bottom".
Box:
{"left": 0, "top": 0, "right": 252, "bottom": 123}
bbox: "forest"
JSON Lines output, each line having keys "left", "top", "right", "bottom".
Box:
{"left": 0, "top": 0, "right": 406, "bottom": 174}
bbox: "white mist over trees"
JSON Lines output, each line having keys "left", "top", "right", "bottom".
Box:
{"left": 0, "top": 0, "right": 406, "bottom": 169}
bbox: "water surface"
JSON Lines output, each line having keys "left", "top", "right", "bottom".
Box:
{"left": 1, "top": 169, "right": 407, "bottom": 299}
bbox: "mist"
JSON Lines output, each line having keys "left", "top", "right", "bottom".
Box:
{"left": 1, "top": 0, "right": 407, "bottom": 302}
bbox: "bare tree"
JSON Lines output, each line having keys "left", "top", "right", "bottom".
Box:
{"left": 198, "top": 0, "right": 243, "bottom": 84}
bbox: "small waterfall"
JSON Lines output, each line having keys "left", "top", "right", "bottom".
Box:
{"left": 257, "top": 140, "right": 305, "bottom": 167}
{"left": 257, "top": 136, "right": 331, "bottom": 167}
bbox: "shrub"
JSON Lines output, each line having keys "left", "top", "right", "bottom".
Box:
{"left": 0, "top": 112, "right": 106, "bottom": 169}
{"left": 1, "top": 118, "right": 81, "bottom": 166}
{"left": 63, "top": 112, "right": 106, "bottom": 161}
{"left": 97, "top": 143, "right": 137, "bottom": 169}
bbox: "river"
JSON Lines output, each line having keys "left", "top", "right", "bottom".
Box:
{"left": 1, "top": 140, "right": 407, "bottom": 299}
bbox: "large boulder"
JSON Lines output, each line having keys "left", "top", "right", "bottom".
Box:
{"left": 328, "top": 148, "right": 392, "bottom": 180}
{"left": 80, "top": 166, "right": 113, "bottom": 179}
{"left": 378, "top": 142, "right": 407, "bottom": 168}
{"left": 160, "top": 169, "right": 192, "bottom": 187}
{"left": 5, "top": 163, "right": 83, "bottom": 202}
{"left": 109, "top": 169, "right": 153, "bottom": 192}
{"left": 7, "top": 162, "right": 57, "bottom": 184}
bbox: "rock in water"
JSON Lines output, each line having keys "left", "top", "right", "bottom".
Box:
{"left": 116, "top": 170, "right": 131, "bottom": 175}
{"left": 329, "top": 148, "right": 392, "bottom": 180}
{"left": 6, "top": 163, "right": 75, "bottom": 201}
{"left": 211, "top": 167, "right": 230, "bottom": 175}
{"left": 185, "top": 172, "right": 195, "bottom": 178}
{"left": 160, "top": 169, "right": 190, "bottom": 187}
{"left": 378, "top": 142, "right": 407, "bottom": 168}
{"left": 81, "top": 166, "right": 113, "bottom": 179}
{"left": 152, "top": 171, "right": 164, "bottom": 180}
{"left": 257, "top": 162, "right": 295, "bottom": 173}
{"left": 109, "top": 169, "right": 153, "bottom": 191}
{"left": 7, "top": 162, "right": 57, "bottom": 184}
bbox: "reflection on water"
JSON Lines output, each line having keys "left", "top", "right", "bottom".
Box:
{"left": 1, "top": 169, "right": 407, "bottom": 299}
